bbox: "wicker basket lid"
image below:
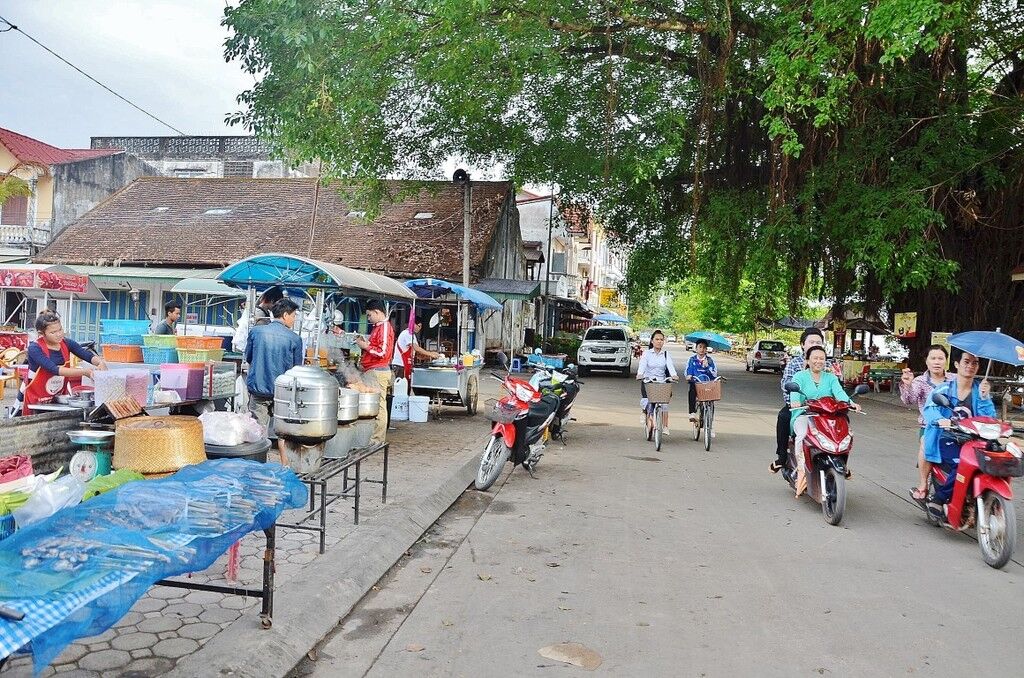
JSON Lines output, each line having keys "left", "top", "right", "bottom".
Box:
{"left": 113, "top": 416, "right": 207, "bottom": 474}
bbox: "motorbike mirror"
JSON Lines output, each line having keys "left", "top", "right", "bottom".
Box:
{"left": 931, "top": 391, "right": 952, "bottom": 408}
{"left": 428, "top": 313, "right": 441, "bottom": 328}
{"left": 853, "top": 384, "right": 870, "bottom": 396}
{"left": 784, "top": 381, "right": 802, "bottom": 393}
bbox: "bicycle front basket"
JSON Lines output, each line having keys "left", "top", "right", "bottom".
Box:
{"left": 695, "top": 380, "right": 722, "bottom": 402}
{"left": 487, "top": 400, "right": 522, "bottom": 424}
{"left": 645, "top": 382, "right": 673, "bottom": 404}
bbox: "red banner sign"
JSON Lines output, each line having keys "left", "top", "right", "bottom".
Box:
{"left": 0, "top": 269, "right": 36, "bottom": 289}
{"left": 35, "top": 270, "right": 88, "bottom": 293}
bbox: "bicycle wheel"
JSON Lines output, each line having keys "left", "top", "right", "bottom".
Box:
{"left": 654, "top": 408, "right": 663, "bottom": 451}
{"left": 703, "top": 401, "right": 714, "bottom": 451}
{"left": 691, "top": 404, "right": 701, "bottom": 441}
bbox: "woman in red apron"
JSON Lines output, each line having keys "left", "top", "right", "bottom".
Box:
{"left": 19, "top": 312, "right": 107, "bottom": 415}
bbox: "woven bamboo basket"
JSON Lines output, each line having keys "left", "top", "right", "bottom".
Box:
{"left": 695, "top": 380, "right": 722, "bottom": 402}
{"left": 645, "top": 382, "right": 673, "bottom": 404}
{"left": 113, "top": 416, "right": 207, "bottom": 474}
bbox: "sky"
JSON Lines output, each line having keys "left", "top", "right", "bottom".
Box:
{"left": 0, "top": 1, "right": 253, "bottom": 148}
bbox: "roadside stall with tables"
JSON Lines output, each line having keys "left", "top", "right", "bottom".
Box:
{"left": 219, "top": 254, "right": 414, "bottom": 551}
{"left": 403, "top": 279, "right": 500, "bottom": 418}
{"left": 169, "top": 276, "right": 247, "bottom": 345}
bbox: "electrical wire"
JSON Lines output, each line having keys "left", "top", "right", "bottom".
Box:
{"left": 0, "top": 14, "right": 188, "bottom": 136}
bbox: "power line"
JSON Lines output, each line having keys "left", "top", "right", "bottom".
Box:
{"left": 0, "top": 14, "right": 188, "bottom": 136}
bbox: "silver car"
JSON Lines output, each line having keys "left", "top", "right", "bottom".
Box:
{"left": 746, "top": 339, "right": 787, "bottom": 373}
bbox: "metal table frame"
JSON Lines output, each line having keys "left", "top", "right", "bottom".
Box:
{"left": 154, "top": 526, "right": 277, "bottom": 629}
{"left": 275, "top": 442, "right": 389, "bottom": 553}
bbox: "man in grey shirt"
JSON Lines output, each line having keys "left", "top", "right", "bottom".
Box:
{"left": 153, "top": 301, "right": 181, "bottom": 335}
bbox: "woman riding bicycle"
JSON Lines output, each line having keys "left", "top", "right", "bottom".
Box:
{"left": 637, "top": 330, "right": 678, "bottom": 434}
{"left": 686, "top": 340, "right": 718, "bottom": 424}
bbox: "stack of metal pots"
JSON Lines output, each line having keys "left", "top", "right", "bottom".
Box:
{"left": 274, "top": 366, "right": 339, "bottom": 472}
{"left": 326, "top": 388, "right": 360, "bottom": 459}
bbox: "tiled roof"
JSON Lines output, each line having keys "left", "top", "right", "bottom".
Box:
{"left": 0, "top": 128, "right": 123, "bottom": 166}
{"left": 35, "top": 177, "right": 514, "bottom": 281}
{"left": 559, "top": 201, "right": 592, "bottom": 237}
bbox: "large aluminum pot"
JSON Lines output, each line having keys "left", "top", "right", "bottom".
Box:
{"left": 338, "top": 388, "right": 360, "bottom": 424}
{"left": 273, "top": 366, "right": 339, "bottom": 442}
{"left": 358, "top": 391, "right": 381, "bottom": 419}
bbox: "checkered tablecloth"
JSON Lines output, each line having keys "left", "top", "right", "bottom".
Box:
{"left": 0, "top": 570, "right": 136, "bottom": 660}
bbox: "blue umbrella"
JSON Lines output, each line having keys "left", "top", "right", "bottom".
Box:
{"left": 684, "top": 330, "right": 732, "bottom": 352}
{"left": 948, "top": 331, "right": 1024, "bottom": 378}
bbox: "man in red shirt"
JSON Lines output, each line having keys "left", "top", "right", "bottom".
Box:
{"left": 356, "top": 299, "right": 395, "bottom": 443}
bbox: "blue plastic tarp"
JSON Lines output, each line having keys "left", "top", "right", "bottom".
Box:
{"left": 0, "top": 460, "right": 307, "bottom": 674}
{"left": 404, "top": 278, "right": 503, "bottom": 311}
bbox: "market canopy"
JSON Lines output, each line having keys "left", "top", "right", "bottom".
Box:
{"left": 171, "top": 278, "right": 247, "bottom": 298}
{"left": 594, "top": 311, "right": 629, "bottom": 324}
{"left": 405, "top": 278, "right": 503, "bottom": 311}
{"left": 473, "top": 278, "right": 541, "bottom": 302}
{"left": 218, "top": 253, "right": 414, "bottom": 301}
{"left": 1, "top": 264, "right": 106, "bottom": 301}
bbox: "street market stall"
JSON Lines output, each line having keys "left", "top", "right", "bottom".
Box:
{"left": 0, "top": 264, "right": 107, "bottom": 343}
{"left": 403, "top": 279, "right": 502, "bottom": 416}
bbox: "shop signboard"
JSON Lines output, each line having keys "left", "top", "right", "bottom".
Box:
{"left": 894, "top": 312, "right": 917, "bottom": 339}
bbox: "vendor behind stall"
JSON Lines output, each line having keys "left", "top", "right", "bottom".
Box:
{"left": 392, "top": 315, "right": 440, "bottom": 382}
{"left": 355, "top": 299, "right": 395, "bottom": 444}
{"left": 19, "top": 312, "right": 107, "bottom": 415}
{"left": 152, "top": 301, "right": 181, "bottom": 335}
{"left": 245, "top": 298, "right": 303, "bottom": 458}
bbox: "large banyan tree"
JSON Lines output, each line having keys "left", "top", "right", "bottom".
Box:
{"left": 224, "top": 0, "right": 1023, "bottom": 362}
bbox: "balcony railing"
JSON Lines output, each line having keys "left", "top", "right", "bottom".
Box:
{"left": 0, "top": 221, "right": 51, "bottom": 247}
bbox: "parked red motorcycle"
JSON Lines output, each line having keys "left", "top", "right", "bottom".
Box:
{"left": 475, "top": 356, "right": 559, "bottom": 491}
{"left": 919, "top": 391, "right": 1022, "bottom": 568}
{"left": 783, "top": 382, "right": 869, "bottom": 525}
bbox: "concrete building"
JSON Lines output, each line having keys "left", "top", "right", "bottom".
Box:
{"left": 0, "top": 128, "right": 156, "bottom": 252}
{"left": 90, "top": 135, "right": 316, "bottom": 179}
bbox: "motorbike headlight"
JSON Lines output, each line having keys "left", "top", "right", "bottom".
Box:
{"left": 811, "top": 431, "right": 838, "bottom": 453}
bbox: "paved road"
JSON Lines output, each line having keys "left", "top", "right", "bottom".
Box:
{"left": 298, "top": 346, "right": 1024, "bottom": 677}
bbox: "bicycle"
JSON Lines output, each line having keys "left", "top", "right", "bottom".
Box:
{"left": 690, "top": 374, "right": 725, "bottom": 451}
{"left": 643, "top": 377, "right": 675, "bottom": 452}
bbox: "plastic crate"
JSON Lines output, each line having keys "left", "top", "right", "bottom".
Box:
{"left": 0, "top": 513, "right": 15, "bottom": 542}
{"left": 101, "top": 344, "right": 144, "bottom": 363}
{"left": 176, "top": 336, "right": 225, "bottom": 350}
{"left": 177, "top": 348, "right": 225, "bottom": 363}
{"left": 143, "top": 334, "right": 178, "bottom": 348}
{"left": 100, "top": 319, "right": 152, "bottom": 335}
{"left": 100, "top": 333, "right": 144, "bottom": 346}
{"left": 142, "top": 346, "right": 178, "bottom": 364}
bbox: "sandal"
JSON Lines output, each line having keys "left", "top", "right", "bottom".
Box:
{"left": 769, "top": 461, "right": 784, "bottom": 474}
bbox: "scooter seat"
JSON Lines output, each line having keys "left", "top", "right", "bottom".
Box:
{"left": 527, "top": 395, "right": 559, "bottom": 426}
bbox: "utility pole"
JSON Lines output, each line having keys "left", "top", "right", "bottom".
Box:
{"left": 454, "top": 169, "right": 471, "bottom": 351}
{"left": 544, "top": 184, "right": 555, "bottom": 341}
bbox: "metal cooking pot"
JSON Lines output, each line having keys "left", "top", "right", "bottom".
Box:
{"left": 337, "top": 388, "right": 360, "bottom": 424}
{"left": 273, "top": 366, "right": 339, "bottom": 442}
{"left": 358, "top": 391, "right": 381, "bottom": 419}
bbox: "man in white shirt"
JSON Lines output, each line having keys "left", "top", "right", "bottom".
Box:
{"left": 391, "top": 315, "right": 440, "bottom": 382}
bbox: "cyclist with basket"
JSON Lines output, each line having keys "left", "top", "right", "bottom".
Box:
{"left": 685, "top": 340, "right": 718, "bottom": 423}
{"left": 637, "top": 330, "right": 679, "bottom": 435}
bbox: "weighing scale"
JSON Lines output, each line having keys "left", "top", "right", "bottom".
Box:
{"left": 67, "top": 430, "right": 115, "bottom": 482}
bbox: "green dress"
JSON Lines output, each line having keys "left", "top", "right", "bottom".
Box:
{"left": 789, "top": 369, "right": 851, "bottom": 432}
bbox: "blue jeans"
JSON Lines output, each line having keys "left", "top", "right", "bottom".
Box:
{"left": 933, "top": 436, "right": 960, "bottom": 504}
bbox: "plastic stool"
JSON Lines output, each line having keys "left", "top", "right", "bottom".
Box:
{"left": 510, "top": 358, "right": 522, "bottom": 372}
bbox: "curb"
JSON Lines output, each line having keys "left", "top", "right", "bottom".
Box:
{"left": 166, "top": 435, "right": 487, "bottom": 678}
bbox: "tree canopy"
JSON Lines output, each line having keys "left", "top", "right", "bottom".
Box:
{"left": 224, "top": 0, "right": 1024, "bottom": 364}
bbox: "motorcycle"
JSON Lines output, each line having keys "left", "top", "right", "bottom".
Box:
{"left": 916, "top": 390, "right": 1021, "bottom": 568}
{"left": 528, "top": 364, "right": 583, "bottom": 442}
{"left": 475, "top": 356, "right": 560, "bottom": 491}
{"left": 782, "top": 382, "right": 869, "bottom": 525}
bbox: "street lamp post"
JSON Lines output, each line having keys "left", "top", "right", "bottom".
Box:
{"left": 454, "top": 169, "right": 471, "bottom": 351}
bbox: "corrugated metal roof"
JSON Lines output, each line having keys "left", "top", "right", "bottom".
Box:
{"left": 67, "top": 265, "right": 219, "bottom": 281}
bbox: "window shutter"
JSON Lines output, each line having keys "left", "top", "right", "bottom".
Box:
{"left": 0, "top": 195, "right": 28, "bottom": 226}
